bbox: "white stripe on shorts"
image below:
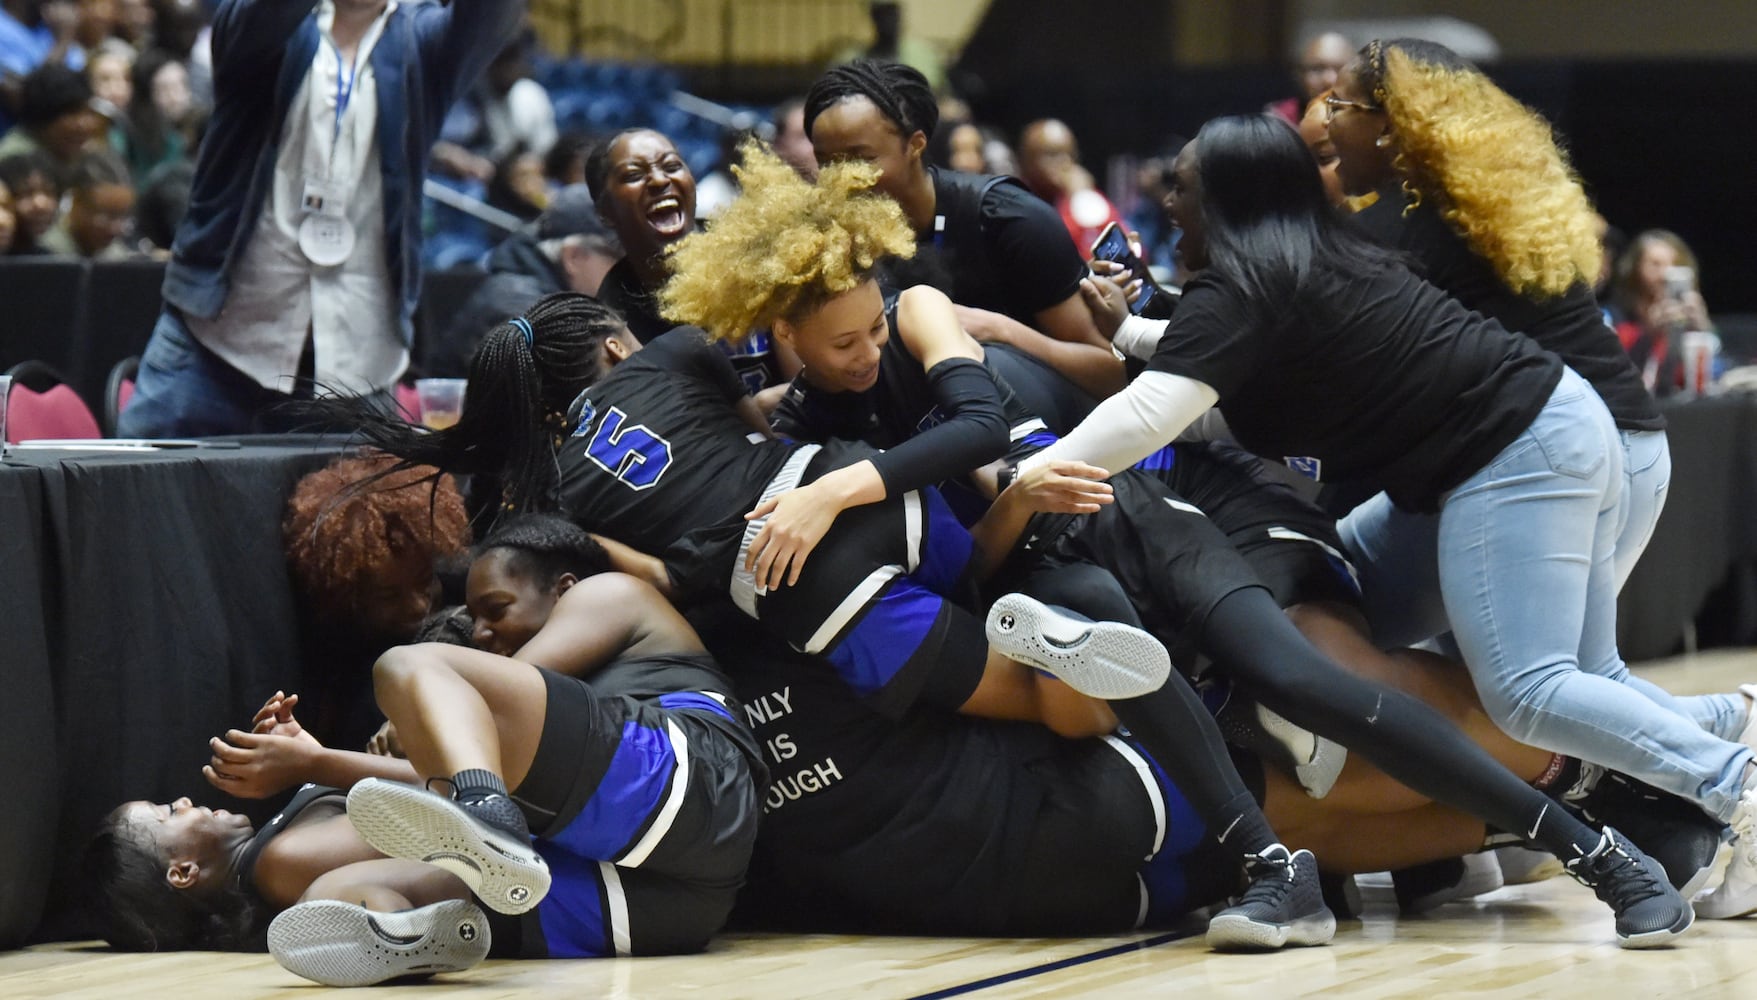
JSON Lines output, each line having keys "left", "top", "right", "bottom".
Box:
{"left": 1162, "top": 497, "right": 1207, "bottom": 517}
{"left": 1103, "top": 735, "right": 1166, "bottom": 858}
{"left": 802, "top": 564, "right": 903, "bottom": 654}
{"left": 1266, "top": 525, "right": 1361, "bottom": 588}
{"left": 731, "top": 444, "right": 822, "bottom": 616}
{"left": 1008, "top": 418, "right": 1047, "bottom": 441}
{"left": 616, "top": 719, "right": 691, "bottom": 868}
{"left": 903, "top": 490, "right": 923, "bottom": 572}
{"left": 599, "top": 861, "right": 632, "bottom": 956}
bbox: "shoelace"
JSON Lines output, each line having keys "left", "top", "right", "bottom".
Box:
{"left": 1235, "top": 851, "right": 1295, "bottom": 908}
{"left": 1571, "top": 843, "right": 1667, "bottom": 908}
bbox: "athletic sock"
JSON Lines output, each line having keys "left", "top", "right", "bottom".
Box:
{"left": 1213, "top": 791, "right": 1279, "bottom": 856}
{"left": 449, "top": 769, "right": 510, "bottom": 804}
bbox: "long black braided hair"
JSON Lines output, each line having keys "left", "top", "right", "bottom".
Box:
{"left": 307, "top": 292, "right": 628, "bottom": 517}
{"left": 803, "top": 58, "right": 939, "bottom": 147}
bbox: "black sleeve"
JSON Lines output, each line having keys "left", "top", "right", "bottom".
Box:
{"left": 768, "top": 382, "right": 817, "bottom": 440}
{"left": 867, "top": 357, "right": 1011, "bottom": 496}
{"left": 981, "top": 182, "right": 1088, "bottom": 317}
{"left": 1144, "top": 276, "right": 1267, "bottom": 399}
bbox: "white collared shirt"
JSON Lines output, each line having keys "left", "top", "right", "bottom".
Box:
{"left": 187, "top": 1, "right": 406, "bottom": 395}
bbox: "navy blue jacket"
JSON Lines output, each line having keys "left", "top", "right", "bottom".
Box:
{"left": 162, "top": 0, "right": 523, "bottom": 342}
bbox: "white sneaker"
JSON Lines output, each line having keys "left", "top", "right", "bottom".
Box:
{"left": 1255, "top": 703, "right": 1348, "bottom": 799}
{"left": 269, "top": 898, "right": 490, "bottom": 987}
{"left": 1694, "top": 782, "right": 1757, "bottom": 919}
{"left": 986, "top": 593, "right": 1171, "bottom": 700}
{"left": 1734, "top": 684, "right": 1757, "bottom": 751}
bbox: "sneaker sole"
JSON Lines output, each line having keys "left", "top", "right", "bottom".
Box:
{"left": 268, "top": 898, "right": 489, "bottom": 987}
{"left": 1678, "top": 838, "right": 1732, "bottom": 901}
{"left": 347, "top": 779, "right": 551, "bottom": 915}
{"left": 1617, "top": 904, "right": 1695, "bottom": 949}
{"left": 986, "top": 594, "right": 1171, "bottom": 700}
{"left": 1205, "top": 910, "right": 1337, "bottom": 951}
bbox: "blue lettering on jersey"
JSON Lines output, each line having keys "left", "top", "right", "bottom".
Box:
{"left": 721, "top": 332, "right": 775, "bottom": 394}
{"left": 1285, "top": 456, "right": 1322, "bottom": 480}
{"left": 569, "top": 398, "right": 597, "bottom": 437}
{"left": 583, "top": 406, "right": 674, "bottom": 490}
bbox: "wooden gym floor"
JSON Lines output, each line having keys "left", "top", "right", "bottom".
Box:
{"left": 6, "top": 650, "right": 1756, "bottom": 999}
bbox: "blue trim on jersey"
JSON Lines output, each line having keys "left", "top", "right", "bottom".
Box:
{"left": 1133, "top": 446, "right": 1178, "bottom": 473}
{"left": 1021, "top": 431, "right": 1060, "bottom": 451}
{"left": 656, "top": 692, "right": 736, "bottom": 723}
{"left": 545, "top": 720, "right": 675, "bottom": 860}
{"left": 911, "top": 487, "right": 976, "bottom": 597}
{"left": 534, "top": 849, "right": 610, "bottom": 958}
{"left": 824, "top": 577, "right": 946, "bottom": 698}
{"left": 1131, "top": 740, "right": 1210, "bottom": 925}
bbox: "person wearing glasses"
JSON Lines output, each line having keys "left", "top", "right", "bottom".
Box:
{"left": 1032, "top": 112, "right": 1740, "bottom": 948}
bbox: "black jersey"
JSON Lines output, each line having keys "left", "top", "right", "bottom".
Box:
{"left": 771, "top": 298, "right": 1049, "bottom": 461}
{"left": 882, "top": 169, "right": 1087, "bottom": 324}
{"left": 236, "top": 783, "right": 346, "bottom": 899}
{"left": 1355, "top": 192, "right": 1662, "bottom": 432}
{"left": 706, "top": 621, "right": 1183, "bottom": 936}
{"left": 556, "top": 328, "right": 797, "bottom": 560}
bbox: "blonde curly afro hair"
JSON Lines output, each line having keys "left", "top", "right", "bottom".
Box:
{"left": 1365, "top": 39, "right": 1601, "bottom": 299}
{"left": 659, "top": 140, "right": 915, "bottom": 342}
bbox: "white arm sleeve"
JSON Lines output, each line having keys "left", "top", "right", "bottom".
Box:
{"left": 1018, "top": 370, "right": 1219, "bottom": 476}
{"left": 1110, "top": 314, "right": 1171, "bottom": 361}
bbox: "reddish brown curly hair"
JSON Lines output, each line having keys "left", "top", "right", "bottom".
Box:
{"left": 283, "top": 451, "right": 472, "bottom": 623}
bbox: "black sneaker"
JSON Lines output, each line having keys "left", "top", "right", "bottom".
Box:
{"left": 986, "top": 593, "right": 1171, "bottom": 700}
{"left": 346, "top": 778, "right": 551, "bottom": 915}
{"left": 1567, "top": 770, "right": 1729, "bottom": 898}
{"left": 268, "top": 898, "right": 490, "bottom": 987}
{"left": 1564, "top": 827, "right": 1694, "bottom": 949}
{"left": 1206, "top": 844, "right": 1336, "bottom": 951}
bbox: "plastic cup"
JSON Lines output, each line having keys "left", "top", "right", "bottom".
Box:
{"left": 1681, "top": 331, "right": 1720, "bottom": 397}
{"left": 415, "top": 378, "right": 467, "bottom": 430}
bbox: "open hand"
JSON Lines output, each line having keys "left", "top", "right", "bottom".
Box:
{"left": 1005, "top": 460, "right": 1115, "bottom": 514}
{"left": 744, "top": 482, "right": 843, "bottom": 590}
{"left": 251, "top": 691, "right": 317, "bottom": 744}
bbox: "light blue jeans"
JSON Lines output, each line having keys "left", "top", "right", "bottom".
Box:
{"left": 1339, "top": 368, "right": 1751, "bottom": 822}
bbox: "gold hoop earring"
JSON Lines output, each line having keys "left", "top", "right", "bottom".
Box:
{"left": 1374, "top": 134, "right": 1391, "bottom": 149}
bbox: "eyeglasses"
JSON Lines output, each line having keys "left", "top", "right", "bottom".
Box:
{"left": 1323, "top": 94, "right": 1381, "bottom": 122}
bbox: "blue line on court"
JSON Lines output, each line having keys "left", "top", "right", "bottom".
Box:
{"left": 904, "top": 931, "right": 1192, "bottom": 999}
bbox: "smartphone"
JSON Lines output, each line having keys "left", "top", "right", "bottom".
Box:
{"left": 1663, "top": 265, "right": 1695, "bottom": 302}
{"left": 1089, "top": 222, "right": 1161, "bottom": 316}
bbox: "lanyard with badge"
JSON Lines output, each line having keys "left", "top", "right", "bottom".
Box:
{"left": 300, "top": 8, "right": 389, "bottom": 267}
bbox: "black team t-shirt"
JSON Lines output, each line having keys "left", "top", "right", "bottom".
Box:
{"left": 597, "top": 256, "right": 786, "bottom": 393}
{"left": 1147, "top": 263, "right": 1564, "bottom": 512}
{"left": 899, "top": 168, "right": 1087, "bottom": 323}
{"left": 1355, "top": 192, "right": 1662, "bottom": 432}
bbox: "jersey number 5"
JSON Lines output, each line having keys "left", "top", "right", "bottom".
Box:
{"left": 583, "top": 407, "right": 674, "bottom": 490}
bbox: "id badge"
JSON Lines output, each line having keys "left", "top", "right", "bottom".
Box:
{"left": 299, "top": 177, "right": 355, "bottom": 266}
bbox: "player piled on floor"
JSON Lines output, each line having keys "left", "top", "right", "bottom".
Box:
{"left": 85, "top": 515, "right": 765, "bottom": 986}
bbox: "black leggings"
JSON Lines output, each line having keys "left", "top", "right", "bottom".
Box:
{"left": 1203, "top": 586, "right": 1597, "bottom": 858}
{"left": 1019, "top": 562, "right": 1276, "bottom": 855}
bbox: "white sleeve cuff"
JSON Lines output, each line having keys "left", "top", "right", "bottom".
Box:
{"left": 1111, "top": 314, "right": 1170, "bottom": 361}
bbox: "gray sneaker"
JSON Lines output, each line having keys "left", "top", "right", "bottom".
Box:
{"left": 269, "top": 898, "right": 490, "bottom": 987}
{"left": 347, "top": 778, "right": 550, "bottom": 915}
{"left": 986, "top": 593, "right": 1171, "bottom": 700}
{"left": 1206, "top": 844, "right": 1336, "bottom": 951}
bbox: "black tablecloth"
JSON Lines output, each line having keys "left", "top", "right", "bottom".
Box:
{"left": 0, "top": 438, "right": 343, "bottom": 947}
{"left": 1617, "top": 392, "right": 1757, "bottom": 661}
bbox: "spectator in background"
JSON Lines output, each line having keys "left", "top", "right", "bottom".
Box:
{"left": 431, "top": 30, "right": 555, "bottom": 184}
{"left": 2, "top": 1, "right": 57, "bottom": 79}
{"left": 121, "top": 47, "right": 185, "bottom": 177}
{"left": 129, "top": 110, "right": 195, "bottom": 251}
{"left": 118, "top": 0, "right": 525, "bottom": 439}
{"left": 438, "top": 183, "right": 619, "bottom": 377}
{"left": 1267, "top": 31, "right": 1351, "bottom": 124}
{"left": 1017, "top": 117, "right": 1124, "bottom": 260}
{"left": 0, "top": 170, "right": 15, "bottom": 251}
{"left": 70, "top": 0, "right": 120, "bottom": 64}
{"left": 39, "top": 144, "right": 132, "bottom": 255}
{"left": 0, "top": 149, "right": 61, "bottom": 253}
{"left": 770, "top": 95, "right": 816, "bottom": 178}
{"left": 1610, "top": 229, "right": 1716, "bottom": 397}
{"left": 484, "top": 142, "right": 547, "bottom": 221}
{"left": 542, "top": 128, "right": 588, "bottom": 186}
{"left": 84, "top": 42, "right": 127, "bottom": 107}
{"left": 834, "top": 2, "right": 944, "bottom": 94}
{"left": 691, "top": 124, "right": 743, "bottom": 219}
{"left": 112, "top": 0, "right": 150, "bottom": 48}
{"left": 0, "top": 61, "right": 100, "bottom": 178}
